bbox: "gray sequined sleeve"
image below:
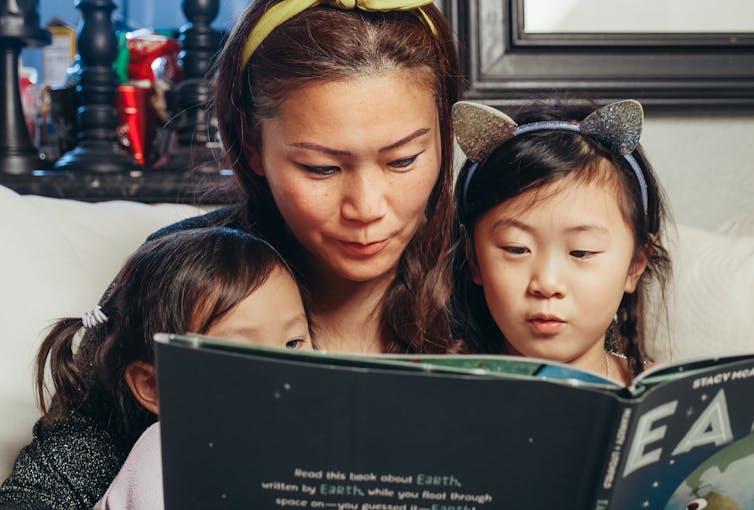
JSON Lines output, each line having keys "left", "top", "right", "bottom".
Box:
{"left": 0, "top": 412, "right": 130, "bottom": 510}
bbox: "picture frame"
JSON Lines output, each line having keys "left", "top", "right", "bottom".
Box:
{"left": 441, "top": 0, "right": 754, "bottom": 108}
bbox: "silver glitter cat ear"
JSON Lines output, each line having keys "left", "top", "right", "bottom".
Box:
{"left": 453, "top": 99, "right": 648, "bottom": 214}
{"left": 580, "top": 99, "right": 643, "bottom": 156}
{"left": 452, "top": 101, "right": 518, "bottom": 162}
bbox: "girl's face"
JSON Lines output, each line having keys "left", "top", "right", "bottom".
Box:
{"left": 204, "top": 265, "right": 311, "bottom": 350}
{"left": 254, "top": 71, "right": 441, "bottom": 287}
{"left": 471, "top": 173, "right": 647, "bottom": 371}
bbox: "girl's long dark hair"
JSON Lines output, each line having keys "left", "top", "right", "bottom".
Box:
{"left": 36, "top": 227, "right": 289, "bottom": 440}
{"left": 452, "top": 101, "right": 672, "bottom": 376}
{"left": 212, "top": 1, "right": 464, "bottom": 354}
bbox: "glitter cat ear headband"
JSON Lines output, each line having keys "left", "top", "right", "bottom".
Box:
{"left": 239, "top": 0, "right": 438, "bottom": 71}
{"left": 452, "top": 99, "right": 649, "bottom": 215}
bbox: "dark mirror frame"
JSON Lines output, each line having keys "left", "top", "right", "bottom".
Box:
{"left": 441, "top": 0, "right": 754, "bottom": 108}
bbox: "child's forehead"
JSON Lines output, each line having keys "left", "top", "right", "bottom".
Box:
{"left": 479, "top": 170, "right": 631, "bottom": 231}
{"left": 512, "top": 160, "right": 621, "bottom": 205}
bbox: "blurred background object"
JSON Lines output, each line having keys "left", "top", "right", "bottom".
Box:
{"left": 0, "top": 0, "right": 50, "bottom": 175}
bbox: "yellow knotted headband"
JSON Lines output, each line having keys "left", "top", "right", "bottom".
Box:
{"left": 239, "top": 0, "right": 438, "bottom": 71}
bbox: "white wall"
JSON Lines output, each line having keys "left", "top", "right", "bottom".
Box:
{"left": 524, "top": 0, "right": 754, "bottom": 33}
{"left": 643, "top": 110, "right": 754, "bottom": 230}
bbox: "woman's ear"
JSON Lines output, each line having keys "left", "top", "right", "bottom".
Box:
{"left": 624, "top": 247, "right": 649, "bottom": 293}
{"left": 124, "top": 361, "right": 159, "bottom": 415}
{"left": 244, "top": 138, "right": 266, "bottom": 177}
{"left": 249, "top": 149, "right": 266, "bottom": 177}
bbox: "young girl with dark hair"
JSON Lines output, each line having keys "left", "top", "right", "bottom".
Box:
{"left": 0, "top": 227, "right": 310, "bottom": 508}
{"left": 451, "top": 99, "right": 672, "bottom": 385}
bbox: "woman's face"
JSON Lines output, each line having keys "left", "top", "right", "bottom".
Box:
{"left": 253, "top": 71, "right": 441, "bottom": 286}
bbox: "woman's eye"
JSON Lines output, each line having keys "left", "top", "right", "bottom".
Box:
{"left": 389, "top": 154, "right": 420, "bottom": 170}
{"left": 300, "top": 164, "right": 338, "bottom": 176}
{"left": 502, "top": 246, "right": 529, "bottom": 255}
{"left": 285, "top": 338, "right": 305, "bottom": 349}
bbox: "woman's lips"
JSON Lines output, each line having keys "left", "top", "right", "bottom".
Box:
{"left": 338, "top": 239, "right": 388, "bottom": 258}
{"left": 528, "top": 316, "right": 565, "bottom": 335}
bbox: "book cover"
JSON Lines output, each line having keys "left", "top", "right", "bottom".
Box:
{"left": 154, "top": 334, "right": 754, "bottom": 510}
{"left": 601, "top": 356, "right": 754, "bottom": 510}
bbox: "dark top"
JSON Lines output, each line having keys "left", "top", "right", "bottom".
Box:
{"left": 0, "top": 411, "right": 133, "bottom": 510}
{"left": 147, "top": 205, "right": 241, "bottom": 241}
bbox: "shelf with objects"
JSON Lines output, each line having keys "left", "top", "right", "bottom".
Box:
{"left": 0, "top": 0, "right": 232, "bottom": 204}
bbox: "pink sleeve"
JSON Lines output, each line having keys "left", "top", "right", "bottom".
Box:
{"left": 93, "top": 421, "right": 164, "bottom": 510}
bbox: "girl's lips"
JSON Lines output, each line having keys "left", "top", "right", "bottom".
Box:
{"left": 338, "top": 239, "right": 388, "bottom": 258}
{"left": 528, "top": 317, "right": 565, "bottom": 335}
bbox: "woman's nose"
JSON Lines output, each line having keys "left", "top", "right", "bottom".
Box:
{"left": 340, "top": 169, "right": 387, "bottom": 224}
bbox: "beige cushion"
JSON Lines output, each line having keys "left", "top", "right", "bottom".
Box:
{"left": 0, "top": 185, "right": 204, "bottom": 480}
{"left": 646, "top": 223, "right": 754, "bottom": 363}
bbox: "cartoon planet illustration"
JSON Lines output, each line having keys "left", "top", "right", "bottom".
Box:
{"left": 684, "top": 492, "right": 739, "bottom": 510}
{"left": 663, "top": 434, "right": 754, "bottom": 510}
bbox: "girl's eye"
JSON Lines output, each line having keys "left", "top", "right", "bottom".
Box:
{"left": 300, "top": 164, "right": 338, "bottom": 176}
{"left": 285, "top": 338, "right": 306, "bottom": 349}
{"left": 502, "top": 246, "right": 529, "bottom": 255}
{"left": 388, "top": 153, "right": 420, "bottom": 170}
{"left": 570, "top": 250, "right": 596, "bottom": 259}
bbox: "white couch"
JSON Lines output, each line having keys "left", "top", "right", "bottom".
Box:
{"left": 0, "top": 184, "right": 753, "bottom": 480}
{"left": 0, "top": 184, "right": 206, "bottom": 481}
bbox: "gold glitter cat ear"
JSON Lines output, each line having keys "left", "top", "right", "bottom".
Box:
{"left": 452, "top": 101, "right": 518, "bottom": 162}
{"left": 453, "top": 99, "right": 648, "bottom": 214}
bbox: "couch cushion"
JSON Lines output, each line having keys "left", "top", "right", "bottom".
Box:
{"left": 0, "top": 185, "right": 205, "bottom": 480}
{"left": 646, "top": 223, "right": 754, "bottom": 363}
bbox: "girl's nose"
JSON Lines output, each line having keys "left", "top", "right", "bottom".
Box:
{"left": 527, "top": 256, "right": 565, "bottom": 299}
{"left": 340, "top": 169, "right": 387, "bottom": 224}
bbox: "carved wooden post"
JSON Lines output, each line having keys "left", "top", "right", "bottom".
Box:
{"left": 158, "top": 0, "right": 223, "bottom": 173}
{"left": 55, "top": 0, "right": 138, "bottom": 173}
{"left": 0, "top": 0, "right": 50, "bottom": 174}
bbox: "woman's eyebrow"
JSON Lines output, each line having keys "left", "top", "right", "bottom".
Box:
{"left": 286, "top": 142, "right": 351, "bottom": 156}
{"left": 379, "top": 128, "right": 430, "bottom": 152}
{"left": 287, "top": 128, "right": 430, "bottom": 156}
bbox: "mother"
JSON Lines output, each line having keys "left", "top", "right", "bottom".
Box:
{"left": 0, "top": 1, "right": 465, "bottom": 508}
{"left": 175, "top": 0, "right": 464, "bottom": 354}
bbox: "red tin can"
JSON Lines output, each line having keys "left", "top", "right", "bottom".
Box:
{"left": 116, "top": 83, "right": 155, "bottom": 167}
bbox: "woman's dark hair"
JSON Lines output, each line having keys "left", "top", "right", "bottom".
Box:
{"left": 211, "top": 1, "right": 464, "bottom": 354}
{"left": 452, "top": 101, "right": 672, "bottom": 376}
{"left": 36, "top": 227, "right": 293, "bottom": 441}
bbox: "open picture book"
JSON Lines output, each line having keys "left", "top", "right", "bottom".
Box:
{"left": 155, "top": 333, "right": 754, "bottom": 510}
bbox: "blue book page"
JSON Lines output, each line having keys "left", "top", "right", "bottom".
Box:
{"left": 156, "top": 334, "right": 619, "bottom": 386}
{"left": 378, "top": 353, "right": 618, "bottom": 387}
